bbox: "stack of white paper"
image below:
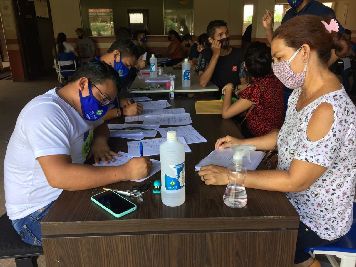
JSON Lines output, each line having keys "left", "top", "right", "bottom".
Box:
{"left": 131, "top": 96, "right": 152, "bottom": 102}
{"left": 143, "top": 113, "right": 192, "bottom": 125}
{"left": 158, "top": 125, "right": 206, "bottom": 144}
{"left": 110, "top": 129, "right": 157, "bottom": 140}
{"left": 125, "top": 108, "right": 186, "bottom": 123}
{"left": 108, "top": 124, "right": 160, "bottom": 130}
{"left": 127, "top": 137, "right": 191, "bottom": 157}
{"left": 141, "top": 100, "right": 171, "bottom": 110}
{"left": 94, "top": 152, "right": 161, "bottom": 182}
{"left": 195, "top": 148, "right": 265, "bottom": 171}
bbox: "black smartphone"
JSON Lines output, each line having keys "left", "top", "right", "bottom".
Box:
{"left": 91, "top": 191, "right": 137, "bottom": 218}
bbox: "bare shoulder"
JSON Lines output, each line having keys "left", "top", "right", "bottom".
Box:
{"left": 307, "top": 102, "right": 334, "bottom": 142}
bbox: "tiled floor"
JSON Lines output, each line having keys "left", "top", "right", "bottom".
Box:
{"left": 0, "top": 79, "right": 352, "bottom": 267}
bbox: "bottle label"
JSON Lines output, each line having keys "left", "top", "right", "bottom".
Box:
{"left": 164, "top": 162, "right": 185, "bottom": 190}
{"left": 183, "top": 70, "right": 190, "bottom": 81}
{"left": 150, "top": 63, "right": 156, "bottom": 72}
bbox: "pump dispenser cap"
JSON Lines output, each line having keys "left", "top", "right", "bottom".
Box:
{"left": 167, "top": 131, "right": 177, "bottom": 141}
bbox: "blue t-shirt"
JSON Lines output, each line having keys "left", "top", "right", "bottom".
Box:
{"left": 282, "top": 0, "right": 336, "bottom": 24}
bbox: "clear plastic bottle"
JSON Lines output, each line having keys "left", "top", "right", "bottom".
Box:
{"left": 150, "top": 54, "right": 157, "bottom": 78}
{"left": 182, "top": 58, "right": 191, "bottom": 88}
{"left": 160, "top": 131, "right": 185, "bottom": 207}
{"left": 223, "top": 146, "right": 255, "bottom": 208}
{"left": 169, "top": 75, "right": 175, "bottom": 99}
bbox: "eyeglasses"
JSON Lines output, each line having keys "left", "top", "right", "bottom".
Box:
{"left": 92, "top": 83, "right": 113, "bottom": 106}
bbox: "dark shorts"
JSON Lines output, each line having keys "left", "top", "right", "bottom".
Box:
{"left": 294, "top": 221, "right": 338, "bottom": 264}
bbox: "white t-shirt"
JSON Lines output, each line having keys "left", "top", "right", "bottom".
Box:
{"left": 277, "top": 87, "right": 356, "bottom": 240}
{"left": 4, "top": 89, "right": 101, "bottom": 220}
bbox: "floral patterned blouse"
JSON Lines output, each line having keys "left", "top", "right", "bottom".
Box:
{"left": 239, "top": 74, "right": 284, "bottom": 137}
{"left": 277, "top": 87, "right": 356, "bottom": 240}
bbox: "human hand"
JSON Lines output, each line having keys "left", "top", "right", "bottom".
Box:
{"left": 222, "top": 83, "right": 234, "bottom": 95}
{"left": 92, "top": 137, "right": 117, "bottom": 163}
{"left": 136, "top": 59, "right": 146, "bottom": 70}
{"left": 120, "top": 98, "right": 131, "bottom": 108}
{"left": 124, "top": 157, "right": 152, "bottom": 180}
{"left": 198, "top": 165, "right": 230, "bottom": 185}
{"left": 262, "top": 9, "right": 274, "bottom": 30}
{"left": 215, "top": 135, "right": 243, "bottom": 150}
{"left": 123, "top": 103, "right": 143, "bottom": 116}
{"left": 211, "top": 39, "right": 221, "bottom": 56}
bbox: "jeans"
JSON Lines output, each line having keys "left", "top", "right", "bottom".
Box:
{"left": 11, "top": 202, "right": 53, "bottom": 246}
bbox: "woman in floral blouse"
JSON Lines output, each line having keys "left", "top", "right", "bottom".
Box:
{"left": 199, "top": 15, "right": 356, "bottom": 267}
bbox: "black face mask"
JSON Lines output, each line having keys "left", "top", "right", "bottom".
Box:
{"left": 219, "top": 38, "right": 230, "bottom": 49}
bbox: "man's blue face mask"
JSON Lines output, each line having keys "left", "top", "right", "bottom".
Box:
{"left": 79, "top": 82, "right": 109, "bottom": 121}
{"left": 114, "top": 54, "right": 130, "bottom": 78}
{"left": 288, "top": 0, "right": 303, "bottom": 8}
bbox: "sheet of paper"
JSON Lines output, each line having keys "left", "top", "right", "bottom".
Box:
{"left": 110, "top": 129, "right": 157, "bottom": 140}
{"left": 131, "top": 96, "right": 152, "bottom": 102}
{"left": 143, "top": 108, "right": 186, "bottom": 116}
{"left": 195, "top": 148, "right": 265, "bottom": 171}
{"left": 125, "top": 108, "right": 187, "bottom": 122}
{"left": 141, "top": 100, "right": 171, "bottom": 110}
{"left": 95, "top": 152, "right": 160, "bottom": 182}
{"left": 108, "top": 124, "right": 160, "bottom": 130}
{"left": 127, "top": 137, "right": 191, "bottom": 157}
{"left": 143, "top": 113, "right": 192, "bottom": 126}
{"left": 158, "top": 125, "right": 207, "bottom": 144}
{"left": 195, "top": 100, "right": 223, "bottom": 114}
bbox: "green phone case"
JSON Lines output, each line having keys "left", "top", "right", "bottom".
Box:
{"left": 91, "top": 191, "right": 137, "bottom": 218}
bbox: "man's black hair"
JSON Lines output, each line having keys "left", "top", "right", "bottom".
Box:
{"left": 206, "top": 20, "right": 227, "bottom": 37}
{"left": 244, "top": 42, "right": 272, "bottom": 78}
{"left": 107, "top": 39, "right": 137, "bottom": 57}
{"left": 69, "top": 60, "right": 119, "bottom": 90}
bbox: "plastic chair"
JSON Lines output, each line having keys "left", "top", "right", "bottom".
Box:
{"left": 54, "top": 52, "right": 77, "bottom": 83}
{"left": 309, "top": 202, "right": 356, "bottom": 267}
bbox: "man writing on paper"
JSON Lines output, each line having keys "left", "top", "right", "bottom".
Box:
{"left": 4, "top": 61, "right": 151, "bottom": 246}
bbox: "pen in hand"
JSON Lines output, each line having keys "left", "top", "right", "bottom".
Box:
{"left": 139, "top": 142, "right": 143, "bottom": 157}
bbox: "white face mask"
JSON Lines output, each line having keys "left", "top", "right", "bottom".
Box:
{"left": 272, "top": 47, "right": 308, "bottom": 89}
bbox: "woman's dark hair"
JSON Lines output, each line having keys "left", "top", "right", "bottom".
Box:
{"left": 69, "top": 60, "right": 119, "bottom": 90}
{"left": 198, "top": 33, "right": 209, "bottom": 48}
{"left": 182, "top": 34, "right": 192, "bottom": 42}
{"left": 57, "top": 32, "right": 67, "bottom": 54}
{"left": 244, "top": 42, "right": 272, "bottom": 78}
{"left": 273, "top": 15, "right": 350, "bottom": 65}
{"left": 168, "top": 30, "right": 181, "bottom": 42}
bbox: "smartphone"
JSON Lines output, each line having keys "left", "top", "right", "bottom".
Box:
{"left": 91, "top": 191, "right": 137, "bottom": 218}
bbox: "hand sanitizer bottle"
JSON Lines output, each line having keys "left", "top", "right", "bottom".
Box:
{"left": 223, "top": 145, "right": 255, "bottom": 208}
{"left": 160, "top": 131, "right": 185, "bottom": 207}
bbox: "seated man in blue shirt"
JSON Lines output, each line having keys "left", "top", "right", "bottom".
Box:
{"left": 96, "top": 39, "right": 143, "bottom": 120}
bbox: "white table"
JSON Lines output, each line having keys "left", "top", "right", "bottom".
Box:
{"left": 129, "top": 68, "right": 219, "bottom": 94}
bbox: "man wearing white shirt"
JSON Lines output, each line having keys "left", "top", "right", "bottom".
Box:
{"left": 4, "top": 61, "right": 151, "bottom": 246}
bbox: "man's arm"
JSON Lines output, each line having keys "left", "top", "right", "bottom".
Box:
{"left": 199, "top": 40, "right": 221, "bottom": 87}
{"left": 38, "top": 155, "right": 151, "bottom": 191}
{"left": 262, "top": 10, "right": 274, "bottom": 44}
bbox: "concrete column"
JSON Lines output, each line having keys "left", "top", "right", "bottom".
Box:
{"left": 251, "top": 0, "right": 275, "bottom": 41}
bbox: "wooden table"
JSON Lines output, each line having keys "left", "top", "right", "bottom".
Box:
{"left": 41, "top": 98, "right": 299, "bottom": 267}
{"left": 129, "top": 68, "right": 219, "bottom": 94}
